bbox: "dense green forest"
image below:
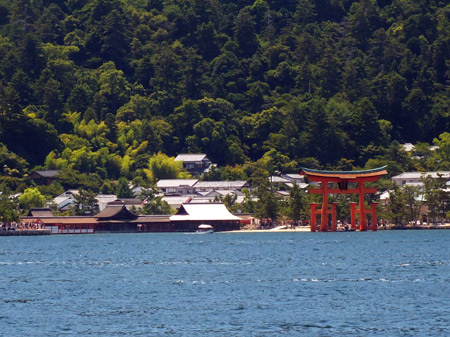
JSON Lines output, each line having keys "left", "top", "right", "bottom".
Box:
{"left": 1, "top": 0, "right": 450, "bottom": 195}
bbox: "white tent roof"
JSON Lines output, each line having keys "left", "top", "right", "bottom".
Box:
{"left": 170, "top": 203, "right": 241, "bottom": 221}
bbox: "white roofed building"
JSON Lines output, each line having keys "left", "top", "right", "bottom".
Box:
{"left": 170, "top": 203, "right": 241, "bottom": 231}
{"left": 157, "top": 179, "right": 198, "bottom": 195}
{"left": 174, "top": 154, "right": 212, "bottom": 174}
{"left": 193, "top": 180, "right": 249, "bottom": 193}
{"left": 392, "top": 172, "right": 450, "bottom": 187}
{"left": 162, "top": 195, "right": 192, "bottom": 209}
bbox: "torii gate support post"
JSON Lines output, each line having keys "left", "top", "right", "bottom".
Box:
{"left": 331, "top": 202, "right": 338, "bottom": 232}
{"left": 349, "top": 202, "right": 357, "bottom": 230}
{"left": 358, "top": 181, "right": 367, "bottom": 231}
{"left": 320, "top": 180, "right": 329, "bottom": 232}
{"left": 371, "top": 202, "right": 378, "bottom": 231}
{"left": 310, "top": 203, "right": 318, "bottom": 232}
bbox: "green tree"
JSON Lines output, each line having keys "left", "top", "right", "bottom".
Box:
{"left": 145, "top": 152, "right": 190, "bottom": 182}
{"left": 115, "top": 177, "right": 134, "bottom": 198}
{"left": 19, "top": 187, "right": 46, "bottom": 211}
{"left": 73, "top": 189, "right": 99, "bottom": 215}
{"left": 140, "top": 186, "right": 172, "bottom": 215}
{"left": 384, "top": 184, "right": 406, "bottom": 226}
{"left": 0, "top": 190, "right": 20, "bottom": 224}
{"left": 422, "top": 174, "right": 448, "bottom": 224}
{"left": 288, "top": 182, "right": 304, "bottom": 225}
{"left": 255, "top": 176, "right": 280, "bottom": 224}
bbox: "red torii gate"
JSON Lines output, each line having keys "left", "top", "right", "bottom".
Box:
{"left": 300, "top": 166, "right": 387, "bottom": 232}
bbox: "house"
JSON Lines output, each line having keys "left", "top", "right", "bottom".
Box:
{"left": 193, "top": 180, "right": 249, "bottom": 193}
{"left": 170, "top": 203, "right": 241, "bottom": 231}
{"left": 157, "top": 179, "right": 198, "bottom": 195}
{"left": 51, "top": 190, "right": 79, "bottom": 211}
{"left": 190, "top": 190, "right": 245, "bottom": 204}
{"left": 282, "top": 173, "right": 308, "bottom": 188}
{"left": 162, "top": 195, "right": 192, "bottom": 210}
{"left": 392, "top": 172, "right": 450, "bottom": 187}
{"left": 95, "top": 194, "right": 118, "bottom": 211}
{"left": 174, "top": 154, "right": 212, "bottom": 174}
{"left": 118, "top": 198, "right": 143, "bottom": 211}
{"left": 30, "top": 170, "right": 60, "bottom": 185}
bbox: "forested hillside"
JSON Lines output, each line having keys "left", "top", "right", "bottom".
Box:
{"left": 1, "top": 0, "right": 450, "bottom": 193}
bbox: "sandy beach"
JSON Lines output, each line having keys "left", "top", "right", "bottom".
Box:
{"left": 223, "top": 226, "right": 312, "bottom": 233}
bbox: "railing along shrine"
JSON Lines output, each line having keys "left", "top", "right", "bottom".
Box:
{"left": 300, "top": 166, "right": 387, "bottom": 232}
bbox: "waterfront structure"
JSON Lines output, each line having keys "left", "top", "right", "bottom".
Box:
{"left": 170, "top": 203, "right": 241, "bottom": 232}
{"left": 301, "top": 166, "right": 387, "bottom": 232}
{"left": 22, "top": 202, "right": 240, "bottom": 233}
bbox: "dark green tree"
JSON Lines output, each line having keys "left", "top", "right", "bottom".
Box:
{"left": 73, "top": 189, "right": 99, "bottom": 215}
{"left": 115, "top": 177, "right": 134, "bottom": 198}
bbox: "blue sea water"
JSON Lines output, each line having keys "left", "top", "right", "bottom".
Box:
{"left": 0, "top": 231, "right": 449, "bottom": 337}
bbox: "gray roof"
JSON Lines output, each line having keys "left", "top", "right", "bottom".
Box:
{"left": 270, "top": 176, "right": 291, "bottom": 183}
{"left": 33, "top": 170, "right": 60, "bottom": 178}
{"left": 283, "top": 173, "right": 304, "bottom": 180}
{"left": 174, "top": 154, "right": 208, "bottom": 162}
{"left": 157, "top": 179, "right": 198, "bottom": 188}
{"left": 194, "top": 180, "right": 248, "bottom": 189}
{"left": 392, "top": 172, "right": 450, "bottom": 180}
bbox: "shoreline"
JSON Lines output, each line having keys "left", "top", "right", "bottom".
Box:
{"left": 223, "top": 224, "right": 450, "bottom": 233}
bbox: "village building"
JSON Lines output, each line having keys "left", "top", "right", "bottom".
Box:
{"left": 161, "top": 195, "right": 192, "bottom": 210}
{"left": 391, "top": 172, "right": 450, "bottom": 187}
{"left": 190, "top": 190, "right": 245, "bottom": 204}
{"left": 96, "top": 194, "right": 118, "bottom": 210}
{"left": 51, "top": 189, "right": 78, "bottom": 211}
{"left": 174, "top": 154, "right": 212, "bottom": 174}
{"left": 30, "top": 170, "right": 60, "bottom": 185}
{"left": 281, "top": 173, "right": 308, "bottom": 188}
{"left": 193, "top": 180, "right": 249, "bottom": 193}
{"left": 157, "top": 179, "right": 198, "bottom": 195}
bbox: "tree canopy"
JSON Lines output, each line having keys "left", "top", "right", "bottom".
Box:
{"left": 0, "top": 0, "right": 449, "bottom": 201}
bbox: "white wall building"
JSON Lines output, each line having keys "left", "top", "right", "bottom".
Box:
{"left": 392, "top": 172, "right": 450, "bottom": 187}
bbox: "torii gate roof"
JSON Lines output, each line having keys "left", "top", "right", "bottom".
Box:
{"left": 300, "top": 166, "right": 387, "bottom": 181}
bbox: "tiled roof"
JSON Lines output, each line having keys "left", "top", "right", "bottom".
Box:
{"left": 95, "top": 204, "right": 137, "bottom": 219}
{"left": 27, "top": 208, "right": 54, "bottom": 217}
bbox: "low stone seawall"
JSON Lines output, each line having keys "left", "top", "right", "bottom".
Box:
{"left": 0, "top": 229, "right": 51, "bottom": 236}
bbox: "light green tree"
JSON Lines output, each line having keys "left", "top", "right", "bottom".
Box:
{"left": 19, "top": 188, "right": 46, "bottom": 211}
{"left": 144, "top": 152, "right": 190, "bottom": 182}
